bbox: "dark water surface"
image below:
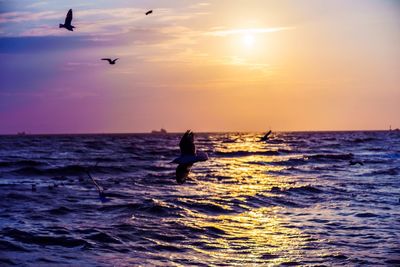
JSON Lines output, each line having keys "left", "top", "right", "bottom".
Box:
{"left": 0, "top": 131, "right": 399, "bottom": 266}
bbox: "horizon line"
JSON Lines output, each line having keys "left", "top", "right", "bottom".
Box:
{"left": 0, "top": 129, "right": 396, "bottom": 136}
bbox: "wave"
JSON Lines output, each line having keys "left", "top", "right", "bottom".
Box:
{"left": 269, "top": 158, "right": 307, "bottom": 166}
{"left": 0, "top": 239, "right": 30, "bottom": 252}
{"left": 11, "top": 164, "right": 128, "bottom": 176}
{"left": 366, "top": 168, "right": 399, "bottom": 176}
{"left": 98, "top": 203, "right": 142, "bottom": 213}
{"left": 86, "top": 231, "right": 122, "bottom": 244}
{"left": 178, "top": 200, "right": 234, "bottom": 214}
{"left": 2, "top": 228, "right": 91, "bottom": 248}
{"left": 0, "top": 258, "right": 17, "bottom": 266}
{"left": 0, "top": 159, "right": 45, "bottom": 168}
{"left": 12, "top": 166, "right": 45, "bottom": 175}
{"left": 270, "top": 185, "right": 323, "bottom": 195}
{"left": 306, "top": 153, "right": 353, "bottom": 161}
{"left": 348, "top": 137, "right": 378, "bottom": 143}
{"left": 215, "top": 150, "right": 279, "bottom": 157}
{"left": 288, "top": 185, "right": 323, "bottom": 194}
{"left": 5, "top": 192, "right": 35, "bottom": 201}
{"left": 99, "top": 199, "right": 184, "bottom": 217}
{"left": 47, "top": 206, "right": 73, "bottom": 215}
{"left": 355, "top": 212, "right": 378, "bottom": 218}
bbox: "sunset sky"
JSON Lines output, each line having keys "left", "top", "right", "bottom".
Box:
{"left": 0, "top": 0, "right": 399, "bottom": 134}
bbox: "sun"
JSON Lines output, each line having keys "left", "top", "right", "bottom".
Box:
{"left": 242, "top": 33, "right": 255, "bottom": 48}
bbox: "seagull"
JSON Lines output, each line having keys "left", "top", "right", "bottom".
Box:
{"left": 101, "top": 58, "right": 119, "bottom": 65}
{"left": 172, "top": 130, "right": 208, "bottom": 184}
{"left": 259, "top": 130, "right": 272, "bottom": 142}
{"left": 145, "top": 10, "right": 153, "bottom": 15}
{"left": 349, "top": 160, "right": 364, "bottom": 166}
{"left": 59, "top": 9, "right": 75, "bottom": 31}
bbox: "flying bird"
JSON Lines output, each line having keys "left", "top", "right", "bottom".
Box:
{"left": 101, "top": 58, "right": 119, "bottom": 65}
{"left": 145, "top": 10, "right": 153, "bottom": 15}
{"left": 59, "top": 9, "right": 75, "bottom": 31}
{"left": 172, "top": 130, "right": 208, "bottom": 184}
{"left": 259, "top": 130, "right": 272, "bottom": 142}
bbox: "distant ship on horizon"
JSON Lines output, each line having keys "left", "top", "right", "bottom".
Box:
{"left": 151, "top": 128, "right": 167, "bottom": 134}
{"left": 17, "top": 131, "right": 26, "bottom": 136}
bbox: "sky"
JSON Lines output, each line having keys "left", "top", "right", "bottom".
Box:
{"left": 0, "top": 0, "right": 399, "bottom": 134}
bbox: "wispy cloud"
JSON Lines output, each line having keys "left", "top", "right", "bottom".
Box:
{"left": 0, "top": 6, "right": 208, "bottom": 37}
{"left": 0, "top": 11, "right": 61, "bottom": 23}
{"left": 206, "top": 27, "right": 294, "bottom": 36}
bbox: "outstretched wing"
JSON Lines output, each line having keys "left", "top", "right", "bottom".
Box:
{"left": 260, "top": 130, "right": 272, "bottom": 141}
{"left": 176, "top": 164, "right": 192, "bottom": 184}
{"left": 65, "top": 9, "right": 73, "bottom": 25}
{"left": 179, "top": 130, "right": 196, "bottom": 156}
{"left": 263, "top": 130, "right": 272, "bottom": 139}
{"left": 101, "top": 58, "right": 112, "bottom": 63}
{"left": 113, "top": 58, "right": 119, "bottom": 63}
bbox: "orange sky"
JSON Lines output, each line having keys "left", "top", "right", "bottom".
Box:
{"left": 0, "top": 0, "right": 399, "bottom": 133}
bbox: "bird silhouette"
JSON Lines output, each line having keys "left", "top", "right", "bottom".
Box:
{"left": 259, "top": 130, "right": 272, "bottom": 142}
{"left": 145, "top": 10, "right": 153, "bottom": 15}
{"left": 59, "top": 9, "right": 75, "bottom": 31}
{"left": 349, "top": 160, "right": 364, "bottom": 166}
{"left": 172, "top": 130, "right": 208, "bottom": 184}
{"left": 101, "top": 58, "right": 119, "bottom": 65}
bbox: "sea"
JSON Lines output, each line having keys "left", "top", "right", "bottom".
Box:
{"left": 0, "top": 131, "right": 399, "bottom": 266}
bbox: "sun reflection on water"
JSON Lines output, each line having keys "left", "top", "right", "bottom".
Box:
{"left": 170, "top": 134, "right": 313, "bottom": 265}
{"left": 177, "top": 207, "right": 308, "bottom": 265}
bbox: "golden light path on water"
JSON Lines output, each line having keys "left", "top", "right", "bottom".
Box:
{"left": 178, "top": 208, "right": 308, "bottom": 266}
{"left": 152, "top": 134, "right": 316, "bottom": 266}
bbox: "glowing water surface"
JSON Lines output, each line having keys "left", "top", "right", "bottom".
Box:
{"left": 0, "top": 132, "right": 399, "bottom": 266}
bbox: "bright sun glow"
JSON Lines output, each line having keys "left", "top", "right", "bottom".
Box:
{"left": 243, "top": 34, "right": 255, "bottom": 48}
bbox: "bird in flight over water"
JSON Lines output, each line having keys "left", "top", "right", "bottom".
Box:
{"left": 59, "top": 9, "right": 75, "bottom": 31}
{"left": 101, "top": 58, "right": 119, "bottom": 65}
{"left": 145, "top": 10, "right": 153, "bottom": 15}
{"left": 172, "top": 130, "right": 208, "bottom": 184}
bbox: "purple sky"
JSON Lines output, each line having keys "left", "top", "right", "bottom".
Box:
{"left": 0, "top": 0, "right": 399, "bottom": 134}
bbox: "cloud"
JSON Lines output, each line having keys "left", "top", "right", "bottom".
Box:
{"left": 206, "top": 27, "right": 294, "bottom": 36}
{"left": 0, "top": 36, "right": 111, "bottom": 53}
{"left": 0, "top": 6, "right": 207, "bottom": 37}
{"left": 0, "top": 11, "right": 61, "bottom": 23}
{"left": 189, "top": 2, "right": 210, "bottom": 9}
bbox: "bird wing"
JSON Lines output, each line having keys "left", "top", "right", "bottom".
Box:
{"left": 179, "top": 130, "right": 196, "bottom": 156}
{"left": 176, "top": 164, "right": 192, "bottom": 184}
{"left": 65, "top": 9, "right": 73, "bottom": 25}
{"left": 113, "top": 58, "right": 119, "bottom": 63}
{"left": 262, "top": 130, "right": 272, "bottom": 140}
{"left": 101, "top": 58, "right": 112, "bottom": 63}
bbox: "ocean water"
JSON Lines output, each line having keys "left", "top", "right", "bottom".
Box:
{"left": 0, "top": 131, "right": 399, "bottom": 266}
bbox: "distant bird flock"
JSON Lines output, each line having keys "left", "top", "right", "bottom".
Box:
{"left": 59, "top": 9, "right": 154, "bottom": 65}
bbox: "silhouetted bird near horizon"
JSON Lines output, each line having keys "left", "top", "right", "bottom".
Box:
{"left": 172, "top": 130, "right": 208, "bottom": 184}
{"left": 259, "top": 130, "right": 272, "bottom": 142}
{"left": 101, "top": 58, "right": 119, "bottom": 65}
{"left": 145, "top": 10, "right": 153, "bottom": 15}
{"left": 59, "top": 9, "right": 75, "bottom": 31}
{"left": 349, "top": 160, "right": 364, "bottom": 166}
